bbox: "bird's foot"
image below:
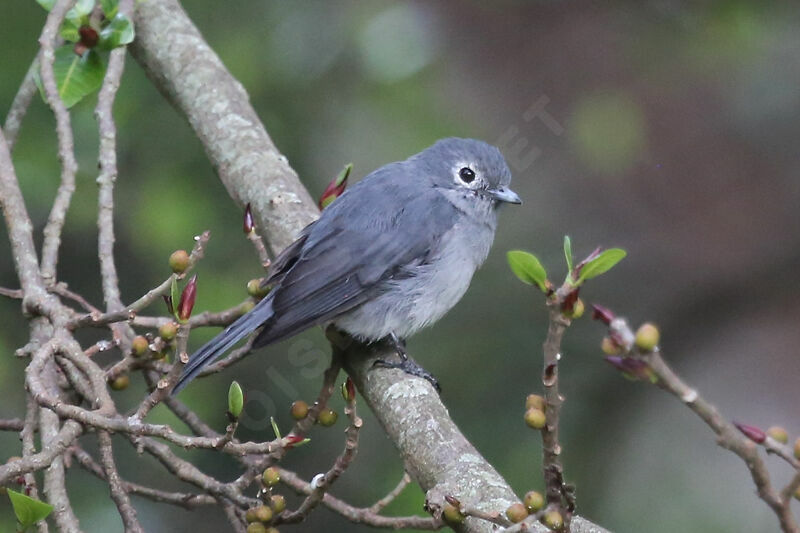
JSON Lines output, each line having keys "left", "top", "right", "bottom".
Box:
{"left": 373, "top": 357, "right": 441, "bottom": 392}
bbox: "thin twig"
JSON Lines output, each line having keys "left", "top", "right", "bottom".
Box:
{"left": 367, "top": 472, "right": 412, "bottom": 514}
{"left": 3, "top": 56, "right": 40, "bottom": 151}
{"left": 97, "top": 431, "right": 145, "bottom": 533}
{"left": 38, "top": 0, "right": 79, "bottom": 285}
{"left": 279, "top": 469, "right": 442, "bottom": 530}
{"left": 280, "top": 378, "right": 362, "bottom": 523}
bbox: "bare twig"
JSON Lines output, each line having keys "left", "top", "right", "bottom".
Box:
{"left": 38, "top": 0, "right": 79, "bottom": 285}
{"left": 3, "top": 56, "right": 40, "bottom": 151}
{"left": 70, "top": 445, "right": 216, "bottom": 508}
{"left": 97, "top": 431, "right": 145, "bottom": 533}
{"left": 368, "top": 472, "right": 413, "bottom": 514}
{"left": 279, "top": 468, "right": 443, "bottom": 530}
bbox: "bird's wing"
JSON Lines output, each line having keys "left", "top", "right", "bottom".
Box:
{"left": 253, "top": 176, "right": 458, "bottom": 347}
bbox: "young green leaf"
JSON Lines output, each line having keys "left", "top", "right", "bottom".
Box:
{"left": 59, "top": 19, "right": 80, "bottom": 42}
{"left": 36, "top": 0, "right": 56, "bottom": 12}
{"left": 65, "top": 0, "right": 95, "bottom": 26}
{"left": 507, "top": 250, "right": 548, "bottom": 292}
{"left": 576, "top": 248, "right": 626, "bottom": 283}
{"left": 270, "top": 416, "right": 282, "bottom": 440}
{"left": 48, "top": 45, "right": 106, "bottom": 108}
{"left": 100, "top": 0, "right": 119, "bottom": 18}
{"left": 7, "top": 489, "right": 53, "bottom": 528}
{"left": 563, "top": 235, "right": 573, "bottom": 272}
{"left": 98, "top": 13, "right": 135, "bottom": 50}
{"left": 228, "top": 381, "right": 243, "bottom": 419}
{"left": 169, "top": 277, "right": 179, "bottom": 319}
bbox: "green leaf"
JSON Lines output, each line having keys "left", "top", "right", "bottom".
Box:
{"left": 563, "top": 235, "right": 573, "bottom": 272}
{"left": 507, "top": 250, "right": 548, "bottom": 292}
{"left": 98, "top": 13, "right": 134, "bottom": 49}
{"left": 170, "top": 277, "right": 179, "bottom": 319}
{"left": 36, "top": 0, "right": 56, "bottom": 11}
{"left": 59, "top": 19, "right": 80, "bottom": 42}
{"left": 100, "top": 0, "right": 118, "bottom": 18}
{"left": 335, "top": 163, "right": 353, "bottom": 187}
{"left": 227, "top": 381, "right": 243, "bottom": 419}
{"left": 576, "top": 248, "right": 627, "bottom": 284}
{"left": 7, "top": 489, "right": 53, "bottom": 528}
{"left": 49, "top": 45, "right": 106, "bottom": 108}
{"left": 270, "top": 417, "right": 282, "bottom": 440}
{"left": 65, "top": 0, "right": 95, "bottom": 26}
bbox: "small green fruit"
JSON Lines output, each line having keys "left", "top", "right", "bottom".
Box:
{"left": 601, "top": 336, "right": 621, "bottom": 355}
{"left": 524, "top": 408, "right": 546, "bottom": 430}
{"left": 159, "top": 321, "right": 178, "bottom": 341}
{"left": 766, "top": 426, "right": 788, "bottom": 444}
{"left": 524, "top": 490, "right": 544, "bottom": 513}
{"left": 109, "top": 374, "right": 130, "bottom": 391}
{"left": 264, "top": 528, "right": 279, "bottom": 533}
{"left": 240, "top": 300, "right": 255, "bottom": 314}
{"left": 506, "top": 502, "right": 528, "bottom": 523}
{"left": 525, "top": 394, "right": 545, "bottom": 411}
{"left": 565, "top": 298, "right": 584, "bottom": 319}
{"left": 262, "top": 467, "right": 280, "bottom": 487}
{"left": 270, "top": 494, "right": 286, "bottom": 514}
{"left": 794, "top": 437, "right": 800, "bottom": 460}
{"left": 169, "top": 250, "right": 190, "bottom": 274}
{"left": 247, "top": 279, "right": 270, "bottom": 298}
{"left": 635, "top": 323, "right": 660, "bottom": 351}
{"left": 290, "top": 400, "right": 309, "bottom": 420}
{"left": 543, "top": 510, "right": 563, "bottom": 530}
{"left": 131, "top": 335, "right": 149, "bottom": 357}
{"left": 246, "top": 523, "right": 267, "bottom": 533}
{"left": 442, "top": 502, "right": 465, "bottom": 524}
{"left": 245, "top": 507, "right": 259, "bottom": 523}
{"left": 253, "top": 505, "right": 272, "bottom": 522}
{"left": 317, "top": 407, "right": 338, "bottom": 427}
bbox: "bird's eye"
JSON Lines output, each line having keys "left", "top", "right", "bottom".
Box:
{"left": 458, "top": 167, "right": 476, "bottom": 184}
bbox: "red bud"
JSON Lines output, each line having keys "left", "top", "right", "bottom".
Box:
{"left": 243, "top": 203, "right": 255, "bottom": 234}
{"left": 734, "top": 422, "right": 766, "bottom": 444}
{"left": 79, "top": 26, "right": 99, "bottom": 48}
{"left": 604, "top": 356, "right": 654, "bottom": 382}
{"left": 445, "top": 495, "right": 460, "bottom": 507}
{"left": 178, "top": 275, "right": 197, "bottom": 321}
{"left": 284, "top": 434, "right": 305, "bottom": 448}
{"left": 591, "top": 304, "right": 615, "bottom": 325}
{"left": 561, "top": 288, "right": 580, "bottom": 312}
{"left": 318, "top": 163, "right": 352, "bottom": 209}
{"left": 342, "top": 377, "right": 356, "bottom": 402}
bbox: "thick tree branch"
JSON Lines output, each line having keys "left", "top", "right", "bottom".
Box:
{"left": 129, "top": 0, "right": 317, "bottom": 255}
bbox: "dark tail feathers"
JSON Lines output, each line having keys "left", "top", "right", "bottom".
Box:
{"left": 171, "top": 296, "right": 274, "bottom": 395}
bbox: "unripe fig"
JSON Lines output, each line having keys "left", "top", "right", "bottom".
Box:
{"left": 525, "top": 408, "right": 546, "bottom": 430}
{"left": 442, "top": 502, "right": 465, "bottom": 525}
{"left": 766, "top": 426, "right": 788, "bottom": 444}
{"left": 524, "top": 490, "right": 544, "bottom": 513}
{"left": 506, "top": 502, "right": 528, "bottom": 523}
{"left": 317, "top": 407, "right": 338, "bottom": 427}
{"left": 290, "top": 400, "right": 309, "bottom": 420}
{"left": 253, "top": 505, "right": 272, "bottom": 522}
{"left": 131, "top": 335, "right": 149, "bottom": 357}
{"left": 109, "top": 374, "right": 130, "bottom": 391}
{"left": 262, "top": 467, "right": 280, "bottom": 487}
{"left": 270, "top": 494, "right": 286, "bottom": 514}
{"left": 601, "top": 336, "right": 621, "bottom": 355}
{"left": 246, "top": 523, "right": 266, "bottom": 533}
{"left": 794, "top": 437, "right": 800, "bottom": 460}
{"left": 159, "top": 321, "right": 178, "bottom": 341}
{"left": 635, "top": 323, "right": 660, "bottom": 351}
{"left": 525, "top": 394, "right": 545, "bottom": 411}
{"left": 169, "top": 250, "right": 190, "bottom": 274}
{"left": 543, "top": 509, "right": 564, "bottom": 530}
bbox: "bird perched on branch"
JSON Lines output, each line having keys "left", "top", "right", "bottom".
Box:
{"left": 172, "top": 137, "right": 521, "bottom": 394}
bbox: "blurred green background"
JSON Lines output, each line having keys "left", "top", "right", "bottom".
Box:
{"left": 2, "top": 1, "right": 800, "bottom": 531}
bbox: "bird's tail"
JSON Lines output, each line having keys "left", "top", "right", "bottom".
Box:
{"left": 171, "top": 295, "right": 274, "bottom": 395}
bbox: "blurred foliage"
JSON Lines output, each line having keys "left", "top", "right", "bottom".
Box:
{"left": 3, "top": 1, "right": 800, "bottom": 532}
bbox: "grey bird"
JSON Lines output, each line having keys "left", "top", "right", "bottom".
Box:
{"left": 172, "top": 137, "right": 520, "bottom": 394}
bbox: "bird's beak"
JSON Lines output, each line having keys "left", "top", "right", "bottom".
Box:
{"left": 487, "top": 186, "right": 522, "bottom": 205}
